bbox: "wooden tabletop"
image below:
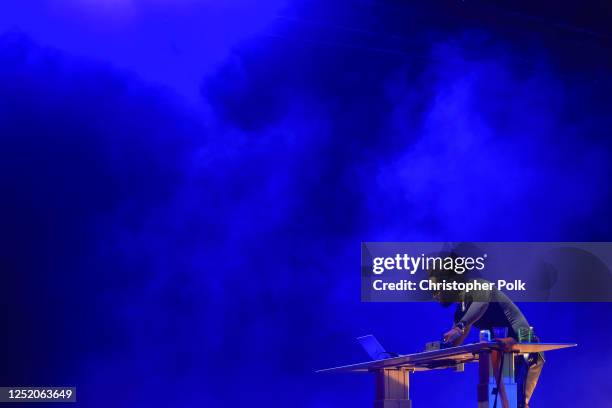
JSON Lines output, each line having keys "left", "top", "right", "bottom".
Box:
{"left": 317, "top": 342, "right": 576, "bottom": 373}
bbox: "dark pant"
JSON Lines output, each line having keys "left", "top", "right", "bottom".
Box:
{"left": 515, "top": 352, "right": 545, "bottom": 408}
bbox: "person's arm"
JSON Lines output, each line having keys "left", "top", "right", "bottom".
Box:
{"left": 457, "top": 301, "right": 489, "bottom": 327}
{"left": 444, "top": 288, "right": 492, "bottom": 344}
{"left": 443, "top": 324, "right": 472, "bottom": 346}
{"left": 457, "top": 285, "right": 493, "bottom": 327}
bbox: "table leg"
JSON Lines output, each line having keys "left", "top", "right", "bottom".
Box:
{"left": 478, "top": 351, "right": 491, "bottom": 408}
{"left": 477, "top": 351, "right": 518, "bottom": 408}
{"left": 373, "top": 368, "right": 412, "bottom": 408}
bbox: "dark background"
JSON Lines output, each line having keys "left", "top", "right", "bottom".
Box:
{"left": 1, "top": 1, "right": 611, "bottom": 406}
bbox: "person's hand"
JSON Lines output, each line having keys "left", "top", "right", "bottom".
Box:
{"left": 443, "top": 326, "right": 463, "bottom": 344}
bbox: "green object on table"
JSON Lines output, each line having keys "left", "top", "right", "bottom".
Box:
{"left": 518, "top": 327, "right": 535, "bottom": 343}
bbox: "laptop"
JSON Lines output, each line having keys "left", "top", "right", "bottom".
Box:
{"left": 357, "top": 334, "right": 397, "bottom": 360}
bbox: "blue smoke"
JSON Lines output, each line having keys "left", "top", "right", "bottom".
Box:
{"left": 1, "top": 2, "right": 611, "bottom": 407}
